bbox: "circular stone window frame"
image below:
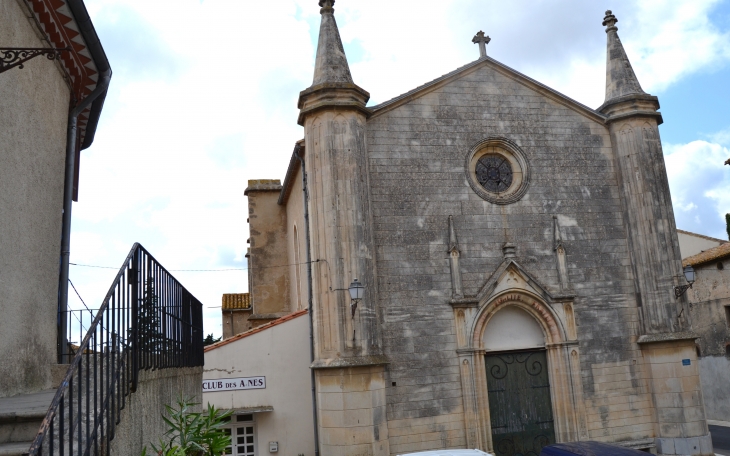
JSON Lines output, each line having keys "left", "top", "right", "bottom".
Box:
{"left": 465, "top": 137, "right": 531, "bottom": 205}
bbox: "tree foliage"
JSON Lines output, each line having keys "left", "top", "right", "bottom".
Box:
{"left": 203, "top": 334, "right": 221, "bottom": 346}
{"left": 142, "top": 395, "right": 233, "bottom": 456}
{"left": 137, "top": 278, "right": 166, "bottom": 353}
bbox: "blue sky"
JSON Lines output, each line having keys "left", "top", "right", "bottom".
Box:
{"left": 67, "top": 0, "right": 730, "bottom": 338}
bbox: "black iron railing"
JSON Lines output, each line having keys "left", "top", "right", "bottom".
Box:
{"left": 29, "top": 243, "right": 204, "bottom": 455}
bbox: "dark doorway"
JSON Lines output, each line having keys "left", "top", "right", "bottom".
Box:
{"left": 486, "top": 350, "right": 556, "bottom": 456}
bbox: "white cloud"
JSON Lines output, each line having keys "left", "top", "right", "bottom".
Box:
{"left": 708, "top": 128, "right": 730, "bottom": 146}
{"left": 69, "top": 0, "right": 730, "bottom": 337}
{"left": 676, "top": 202, "right": 698, "bottom": 212}
{"left": 664, "top": 139, "right": 730, "bottom": 238}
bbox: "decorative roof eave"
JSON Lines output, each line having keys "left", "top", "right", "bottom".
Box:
{"left": 23, "top": 0, "right": 111, "bottom": 149}
{"left": 368, "top": 56, "right": 607, "bottom": 125}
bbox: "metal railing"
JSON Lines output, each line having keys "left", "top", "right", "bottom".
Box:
{"left": 29, "top": 243, "right": 204, "bottom": 455}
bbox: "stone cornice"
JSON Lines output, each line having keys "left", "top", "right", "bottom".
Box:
{"left": 310, "top": 355, "right": 389, "bottom": 370}
{"left": 297, "top": 82, "right": 371, "bottom": 126}
{"left": 449, "top": 297, "right": 479, "bottom": 308}
{"left": 637, "top": 331, "right": 699, "bottom": 345}
{"left": 244, "top": 179, "right": 282, "bottom": 196}
{"left": 598, "top": 94, "right": 663, "bottom": 125}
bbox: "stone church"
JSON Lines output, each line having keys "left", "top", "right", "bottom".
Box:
{"left": 240, "top": 2, "right": 712, "bottom": 455}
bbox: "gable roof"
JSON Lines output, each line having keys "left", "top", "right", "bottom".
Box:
{"left": 683, "top": 242, "right": 730, "bottom": 268}
{"left": 204, "top": 309, "right": 308, "bottom": 352}
{"left": 368, "top": 56, "right": 607, "bottom": 124}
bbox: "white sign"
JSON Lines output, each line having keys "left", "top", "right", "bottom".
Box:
{"left": 203, "top": 376, "right": 266, "bottom": 392}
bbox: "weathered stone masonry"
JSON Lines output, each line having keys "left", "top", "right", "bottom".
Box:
{"left": 248, "top": 4, "right": 713, "bottom": 456}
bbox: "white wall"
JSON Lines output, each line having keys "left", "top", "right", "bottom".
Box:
{"left": 0, "top": 0, "right": 71, "bottom": 397}
{"left": 483, "top": 306, "right": 545, "bottom": 351}
{"left": 204, "top": 312, "right": 314, "bottom": 456}
{"left": 678, "top": 231, "right": 726, "bottom": 258}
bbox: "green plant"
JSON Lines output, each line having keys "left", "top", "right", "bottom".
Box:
{"left": 138, "top": 278, "right": 165, "bottom": 353}
{"left": 203, "top": 334, "right": 221, "bottom": 346}
{"left": 142, "top": 395, "right": 233, "bottom": 456}
{"left": 726, "top": 213, "right": 730, "bottom": 241}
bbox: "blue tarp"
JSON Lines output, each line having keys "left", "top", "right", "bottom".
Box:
{"left": 540, "top": 441, "right": 648, "bottom": 456}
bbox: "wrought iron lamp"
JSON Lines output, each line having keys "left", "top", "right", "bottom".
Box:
{"left": 674, "top": 265, "right": 695, "bottom": 298}
{"left": 349, "top": 278, "right": 364, "bottom": 318}
{"left": 0, "top": 47, "right": 70, "bottom": 74}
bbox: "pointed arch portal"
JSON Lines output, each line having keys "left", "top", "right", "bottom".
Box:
{"left": 482, "top": 305, "right": 555, "bottom": 456}
{"left": 455, "top": 289, "right": 584, "bottom": 455}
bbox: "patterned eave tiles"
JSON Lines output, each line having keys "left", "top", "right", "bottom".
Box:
{"left": 26, "top": 0, "right": 99, "bottom": 145}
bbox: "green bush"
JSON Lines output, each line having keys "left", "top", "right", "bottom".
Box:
{"left": 142, "top": 395, "right": 233, "bottom": 456}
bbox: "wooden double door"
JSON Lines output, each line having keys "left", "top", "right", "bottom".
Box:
{"left": 485, "top": 350, "right": 555, "bottom": 456}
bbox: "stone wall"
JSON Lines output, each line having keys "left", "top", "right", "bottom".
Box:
{"left": 109, "top": 367, "right": 203, "bottom": 456}
{"left": 365, "top": 61, "right": 651, "bottom": 453}
{"left": 245, "top": 180, "right": 291, "bottom": 325}
{"left": 283, "top": 163, "right": 308, "bottom": 313}
{"left": 222, "top": 309, "right": 253, "bottom": 338}
{"left": 688, "top": 264, "right": 730, "bottom": 304}
{"left": 0, "top": 0, "right": 72, "bottom": 397}
{"left": 688, "top": 262, "right": 730, "bottom": 422}
{"left": 699, "top": 356, "right": 730, "bottom": 421}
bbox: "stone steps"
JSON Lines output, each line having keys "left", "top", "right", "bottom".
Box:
{"left": 0, "top": 441, "right": 33, "bottom": 456}
{"left": 0, "top": 389, "right": 56, "bottom": 456}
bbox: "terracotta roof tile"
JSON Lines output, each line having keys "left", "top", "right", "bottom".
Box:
{"left": 205, "top": 309, "right": 308, "bottom": 352}
{"left": 222, "top": 293, "right": 250, "bottom": 310}
{"left": 683, "top": 242, "right": 730, "bottom": 268}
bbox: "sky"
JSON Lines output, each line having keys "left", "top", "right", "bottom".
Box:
{"left": 67, "top": 0, "right": 730, "bottom": 339}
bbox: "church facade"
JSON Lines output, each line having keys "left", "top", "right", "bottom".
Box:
{"left": 241, "top": 2, "right": 712, "bottom": 455}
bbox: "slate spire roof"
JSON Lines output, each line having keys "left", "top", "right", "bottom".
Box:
{"left": 602, "top": 10, "right": 646, "bottom": 103}
{"left": 311, "top": 0, "right": 353, "bottom": 86}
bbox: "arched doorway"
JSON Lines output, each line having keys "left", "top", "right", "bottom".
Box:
{"left": 483, "top": 306, "right": 555, "bottom": 456}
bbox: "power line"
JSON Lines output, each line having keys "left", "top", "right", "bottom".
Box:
{"left": 68, "top": 278, "right": 95, "bottom": 317}
{"left": 69, "top": 259, "right": 324, "bottom": 273}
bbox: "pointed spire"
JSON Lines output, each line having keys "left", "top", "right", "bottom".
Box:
{"left": 311, "top": 0, "right": 353, "bottom": 86}
{"left": 553, "top": 215, "right": 563, "bottom": 251}
{"left": 448, "top": 215, "right": 459, "bottom": 253}
{"left": 297, "top": 1, "right": 370, "bottom": 125}
{"left": 603, "top": 10, "right": 645, "bottom": 103}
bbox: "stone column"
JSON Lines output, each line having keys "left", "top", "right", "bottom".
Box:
{"left": 599, "top": 10, "right": 710, "bottom": 454}
{"left": 297, "top": 2, "right": 388, "bottom": 454}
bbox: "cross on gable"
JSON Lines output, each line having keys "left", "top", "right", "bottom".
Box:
{"left": 472, "top": 31, "right": 491, "bottom": 58}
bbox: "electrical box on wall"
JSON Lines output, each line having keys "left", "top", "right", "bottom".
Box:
{"left": 269, "top": 441, "right": 278, "bottom": 453}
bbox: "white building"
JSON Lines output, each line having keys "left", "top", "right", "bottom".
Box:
{"left": 677, "top": 229, "right": 727, "bottom": 259}
{"left": 203, "top": 310, "right": 315, "bottom": 456}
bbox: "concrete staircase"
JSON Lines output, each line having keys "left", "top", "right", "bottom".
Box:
{"left": 0, "top": 389, "right": 55, "bottom": 456}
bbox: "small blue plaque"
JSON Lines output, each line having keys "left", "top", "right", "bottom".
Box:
{"left": 682, "top": 359, "right": 691, "bottom": 366}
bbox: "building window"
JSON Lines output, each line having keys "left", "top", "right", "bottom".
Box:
{"left": 465, "top": 137, "right": 530, "bottom": 205}
{"left": 725, "top": 306, "right": 730, "bottom": 329}
{"left": 223, "top": 414, "right": 256, "bottom": 456}
{"left": 718, "top": 262, "right": 724, "bottom": 270}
